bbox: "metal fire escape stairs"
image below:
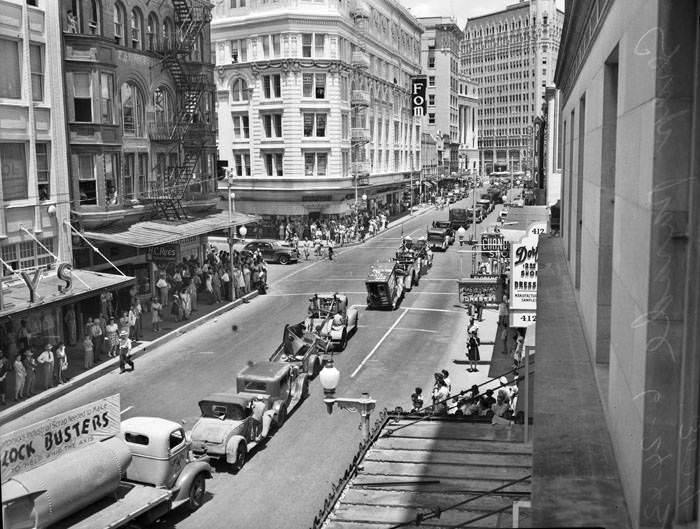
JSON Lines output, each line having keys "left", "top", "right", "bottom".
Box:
{"left": 153, "top": 0, "right": 212, "bottom": 221}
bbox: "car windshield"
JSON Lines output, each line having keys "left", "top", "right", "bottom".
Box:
{"left": 200, "top": 402, "right": 247, "bottom": 421}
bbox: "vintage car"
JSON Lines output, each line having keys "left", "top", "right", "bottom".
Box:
{"left": 189, "top": 362, "right": 307, "bottom": 470}
{"left": 243, "top": 239, "right": 299, "bottom": 265}
{"left": 427, "top": 226, "right": 449, "bottom": 251}
{"left": 431, "top": 221, "right": 455, "bottom": 244}
{"left": 413, "top": 239, "right": 433, "bottom": 273}
{"left": 269, "top": 321, "right": 328, "bottom": 376}
{"left": 365, "top": 262, "right": 405, "bottom": 310}
{"left": 394, "top": 249, "right": 421, "bottom": 290}
{"left": 303, "top": 293, "right": 359, "bottom": 352}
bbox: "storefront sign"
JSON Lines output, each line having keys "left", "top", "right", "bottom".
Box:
{"left": 481, "top": 233, "right": 510, "bottom": 256}
{"left": 509, "top": 222, "right": 546, "bottom": 314}
{"left": 458, "top": 277, "right": 498, "bottom": 305}
{"left": 411, "top": 76, "right": 427, "bottom": 117}
{"left": 57, "top": 263, "right": 73, "bottom": 293}
{"left": 149, "top": 244, "right": 178, "bottom": 261}
{"left": 19, "top": 262, "right": 74, "bottom": 302}
{"left": 0, "top": 394, "right": 120, "bottom": 483}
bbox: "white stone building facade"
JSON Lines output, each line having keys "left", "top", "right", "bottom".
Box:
{"left": 212, "top": 0, "right": 423, "bottom": 226}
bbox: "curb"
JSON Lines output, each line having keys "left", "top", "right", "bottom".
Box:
{"left": 0, "top": 290, "right": 260, "bottom": 426}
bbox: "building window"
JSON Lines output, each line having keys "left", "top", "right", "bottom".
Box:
{"left": 105, "top": 153, "right": 119, "bottom": 203}
{"left": 76, "top": 154, "right": 97, "bottom": 205}
{"left": 304, "top": 152, "right": 328, "bottom": 176}
{"left": 428, "top": 113, "right": 435, "bottom": 125}
{"left": 230, "top": 0, "right": 246, "bottom": 6}
{"left": 130, "top": 8, "right": 143, "bottom": 49}
{"left": 232, "top": 114, "right": 249, "bottom": 139}
{"left": 36, "top": 143, "right": 50, "bottom": 201}
{"left": 262, "top": 113, "right": 282, "bottom": 138}
{"left": 114, "top": 2, "right": 125, "bottom": 45}
{"left": 272, "top": 34, "right": 281, "bottom": 57}
{"left": 161, "top": 17, "right": 174, "bottom": 50}
{"left": 428, "top": 94, "right": 435, "bottom": 106}
{"left": 263, "top": 153, "right": 283, "bottom": 176}
{"left": 0, "top": 39, "right": 21, "bottom": 99}
{"left": 233, "top": 153, "right": 251, "bottom": 176}
{"left": 262, "top": 35, "right": 270, "bottom": 58}
{"left": 73, "top": 72, "right": 92, "bottom": 122}
{"left": 341, "top": 113, "right": 349, "bottom": 140}
{"left": 428, "top": 75, "right": 435, "bottom": 87}
{"left": 152, "top": 86, "right": 171, "bottom": 126}
{"left": 0, "top": 143, "right": 28, "bottom": 201}
{"left": 342, "top": 150, "right": 349, "bottom": 176}
{"left": 123, "top": 152, "right": 134, "bottom": 200}
{"left": 262, "top": 74, "right": 281, "bottom": 98}
{"left": 146, "top": 12, "right": 158, "bottom": 51}
{"left": 303, "top": 113, "right": 326, "bottom": 137}
{"left": 302, "top": 33, "right": 312, "bottom": 57}
{"left": 100, "top": 73, "right": 114, "bottom": 124}
{"left": 315, "top": 33, "right": 325, "bottom": 57}
{"left": 30, "top": 44, "right": 44, "bottom": 102}
{"left": 302, "top": 73, "right": 325, "bottom": 98}
{"left": 231, "top": 78, "right": 248, "bottom": 101}
{"left": 89, "top": 0, "right": 101, "bottom": 35}
{"left": 230, "top": 39, "right": 247, "bottom": 62}
{"left": 121, "top": 82, "right": 143, "bottom": 136}
{"left": 137, "top": 153, "right": 148, "bottom": 198}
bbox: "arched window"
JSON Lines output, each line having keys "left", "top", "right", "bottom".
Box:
{"left": 161, "top": 17, "right": 174, "bottom": 52}
{"left": 113, "top": 2, "right": 125, "bottom": 45}
{"left": 130, "top": 8, "right": 143, "bottom": 49}
{"left": 89, "top": 0, "right": 101, "bottom": 35}
{"left": 231, "top": 78, "right": 248, "bottom": 102}
{"left": 152, "top": 86, "right": 172, "bottom": 126}
{"left": 121, "top": 82, "right": 144, "bottom": 136}
{"left": 146, "top": 12, "right": 159, "bottom": 51}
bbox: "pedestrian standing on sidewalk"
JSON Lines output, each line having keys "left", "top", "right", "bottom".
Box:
{"left": 431, "top": 374, "right": 449, "bottom": 415}
{"left": 55, "top": 343, "right": 68, "bottom": 385}
{"left": 327, "top": 240, "right": 334, "bottom": 261}
{"left": 91, "top": 316, "right": 104, "bottom": 358}
{"left": 106, "top": 317, "right": 119, "bottom": 358}
{"left": 467, "top": 329, "right": 480, "bottom": 373}
{"left": 410, "top": 387, "right": 424, "bottom": 413}
{"left": 119, "top": 311, "right": 130, "bottom": 337}
{"left": 156, "top": 273, "right": 169, "bottom": 316}
{"left": 13, "top": 354, "right": 26, "bottom": 400}
{"left": 118, "top": 331, "right": 134, "bottom": 373}
{"left": 22, "top": 350, "right": 36, "bottom": 397}
{"left": 83, "top": 334, "right": 94, "bottom": 368}
{"left": 37, "top": 343, "right": 54, "bottom": 390}
{"left": 128, "top": 304, "right": 138, "bottom": 340}
{"left": 0, "top": 351, "right": 8, "bottom": 405}
{"left": 151, "top": 297, "right": 162, "bottom": 332}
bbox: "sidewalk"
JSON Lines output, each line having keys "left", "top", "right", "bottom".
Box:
{"left": 0, "top": 289, "right": 260, "bottom": 426}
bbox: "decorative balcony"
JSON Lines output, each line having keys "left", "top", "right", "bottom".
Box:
{"left": 352, "top": 161, "right": 370, "bottom": 177}
{"left": 351, "top": 49, "right": 370, "bottom": 69}
{"left": 349, "top": 0, "right": 370, "bottom": 19}
{"left": 351, "top": 127, "right": 371, "bottom": 144}
{"left": 351, "top": 89, "right": 370, "bottom": 107}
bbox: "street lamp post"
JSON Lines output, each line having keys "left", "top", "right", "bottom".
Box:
{"left": 319, "top": 356, "right": 377, "bottom": 442}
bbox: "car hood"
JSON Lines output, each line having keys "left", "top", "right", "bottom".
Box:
{"left": 191, "top": 418, "right": 245, "bottom": 444}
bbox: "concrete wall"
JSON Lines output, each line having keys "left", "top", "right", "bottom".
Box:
{"left": 558, "top": 0, "right": 698, "bottom": 526}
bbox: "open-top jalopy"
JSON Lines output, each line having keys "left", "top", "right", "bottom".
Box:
{"left": 413, "top": 237, "right": 433, "bottom": 274}
{"left": 303, "top": 293, "right": 359, "bottom": 352}
{"left": 189, "top": 362, "right": 307, "bottom": 471}
{"left": 394, "top": 247, "right": 421, "bottom": 290}
{"left": 365, "top": 261, "right": 405, "bottom": 310}
{"left": 269, "top": 321, "right": 328, "bottom": 377}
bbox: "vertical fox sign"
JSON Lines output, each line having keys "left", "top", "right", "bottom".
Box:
{"left": 411, "top": 76, "right": 427, "bottom": 117}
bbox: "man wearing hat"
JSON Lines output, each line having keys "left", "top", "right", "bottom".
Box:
{"left": 118, "top": 330, "right": 134, "bottom": 373}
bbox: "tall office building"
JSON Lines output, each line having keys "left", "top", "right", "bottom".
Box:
{"left": 461, "top": 0, "right": 563, "bottom": 174}
{"left": 212, "top": 0, "right": 423, "bottom": 233}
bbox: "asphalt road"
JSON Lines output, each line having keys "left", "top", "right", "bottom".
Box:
{"left": 1, "top": 192, "right": 502, "bottom": 529}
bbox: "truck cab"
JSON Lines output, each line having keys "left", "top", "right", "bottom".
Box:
{"left": 365, "top": 262, "right": 404, "bottom": 310}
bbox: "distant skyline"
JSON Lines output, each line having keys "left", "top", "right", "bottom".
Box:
{"left": 397, "top": 0, "right": 566, "bottom": 27}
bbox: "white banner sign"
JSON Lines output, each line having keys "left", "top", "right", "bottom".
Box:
{"left": 509, "top": 222, "right": 547, "bottom": 314}
{"left": 0, "top": 394, "right": 120, "bottom": 483}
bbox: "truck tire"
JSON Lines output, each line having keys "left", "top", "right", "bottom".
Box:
{"left": 187, "top": 473, "right": 206, "bottom": 511}
{"left": 278, "top": 254, "right": 290, "bottom": 265}
{"left": 234, "top": 443, "right": 247, "bottom": 471}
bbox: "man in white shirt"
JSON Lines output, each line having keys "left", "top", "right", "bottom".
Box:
{"left": 37, "top": 344, "right": 54, "bottom": 390}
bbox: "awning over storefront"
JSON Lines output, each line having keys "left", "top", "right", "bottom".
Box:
{"left": 82, "top": 211, "right": 260, "bottom": 248}
{"left": 0, "top": 269, "right": 135, "bottom": 318}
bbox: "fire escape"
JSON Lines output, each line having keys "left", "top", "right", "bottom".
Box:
{"left": 151, "top": 0, "right": 212, "bottom": 221}
{"left": 349, "top": 1, "right": 371, "bottom": 211}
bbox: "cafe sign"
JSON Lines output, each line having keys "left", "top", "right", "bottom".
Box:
{"left": 0, "top": 395, "right": 120, "bottom": 483}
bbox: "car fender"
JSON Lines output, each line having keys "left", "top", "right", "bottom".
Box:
{"left": 172, "top": 461, "right": 213, "bottom": 503}
{"left": 347, "top": 307, "right": 359, "bottom": 331}
{"left": 290, "top": 372, "right": 308, "bottom": 401}
{"left": 225, "top": 435, "right": 247, "bottom": 465}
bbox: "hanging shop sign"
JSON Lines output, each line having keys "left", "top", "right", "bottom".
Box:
{"left": 411, "top": 76, "right": 428, "bottom": 117}
{"left": 148, "top": 244, "right": 178, "bottom": 261}
{"left": 18, "top": 263, "right": 74, "bottom": 303}
{"left": 508, "top": 222, "right": 547, "bottom": 324}
{"left": 457, "top": 277, "right": 498, "bottom": 306}
{"left": 0, "top": 394, "right": 120, "bottom": 483}
{"left": 480, "top": 233, "right": 510, "bottom": 257}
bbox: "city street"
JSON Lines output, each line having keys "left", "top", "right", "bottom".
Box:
{"left": 1, "top": 195, "right": 501, "bottom": 529}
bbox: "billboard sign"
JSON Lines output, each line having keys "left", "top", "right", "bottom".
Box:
{"left": 458, "top": 277, "right": 498, "bottom": 306}
{"left": 0, "top": 395, "right": 121, "bottom": 483}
